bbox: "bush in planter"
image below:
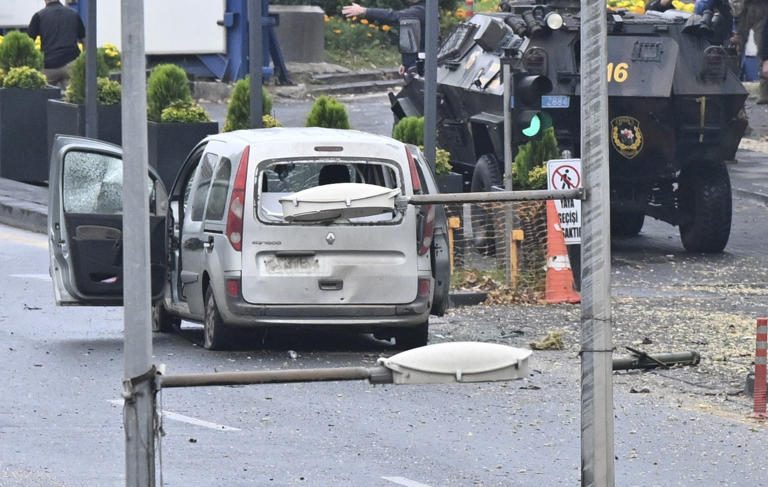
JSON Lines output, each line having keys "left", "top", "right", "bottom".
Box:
{"left": 0, "top": 31, "right": 43, "bottom": 72}
{"left": 64, "top": 51, "right": 110, "bottom": 104}
{"left": 147, "top": 64, "right": 194, "bottom": 122}
{"left": 96, "top": 77, "right": 121, "bottom": 106}
{"left": 392, "top": 116, "right": 453, "bottom": 175}
{"left": 160, "top": 100, "right": 211, "bottom": 123}
{"left": 305, "top": 95, "right": 350, "bottom": 129}
{"left": 223, "top": 76, "right": 273, "bottom": 132}
{"left": 513, "top": 126, "right": 559, "bottom": 189}
{"left": 98, "top": 43, "right": 121, "bottom": 71}
{"left": 2, "top": 66, "right": 47, "bottom": 89}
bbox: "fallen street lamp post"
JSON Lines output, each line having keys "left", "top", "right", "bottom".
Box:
{"left": 159, "top": 342, "right": 532, "bottom": 389}
{"left": 406, "top": 188, "right": 584, "bottom": 206}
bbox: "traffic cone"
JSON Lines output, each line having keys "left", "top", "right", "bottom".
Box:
{"left": 544, "top": 200, "right": 580, "bottom": 304}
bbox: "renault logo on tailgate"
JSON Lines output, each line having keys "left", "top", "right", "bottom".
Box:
{"left": 325, "top": 232, "right": 336, "bottom": 245}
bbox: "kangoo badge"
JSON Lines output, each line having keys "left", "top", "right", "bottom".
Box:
{"left": 610, "top": 116, "right": 643, "bottom": 159}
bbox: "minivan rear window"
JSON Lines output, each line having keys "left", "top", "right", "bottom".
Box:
{"left": 257, "top": 158, "right": 402, "bottom": 224}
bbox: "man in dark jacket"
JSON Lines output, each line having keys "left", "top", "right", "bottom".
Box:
{"left": 28, "top": 0, "right": 85, "bottom": 88}
{"left": 342, "top": 0, "right": 426, "bottom": 76}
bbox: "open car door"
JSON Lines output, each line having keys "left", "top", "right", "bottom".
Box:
{"left": 48, "top": 136, "right": 169, "bottom": 306}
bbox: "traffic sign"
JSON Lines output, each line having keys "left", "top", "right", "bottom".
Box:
{"left": 546, "top": 159, "right": 582, "bottom": 244}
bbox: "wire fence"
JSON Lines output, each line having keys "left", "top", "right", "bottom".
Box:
{"left": 445, "top": 200, "right": 549, "bottom": 304}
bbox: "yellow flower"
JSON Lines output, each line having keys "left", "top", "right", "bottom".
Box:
{"left": 381, "top": 25, "right": 391, "bottom": 32}
{"left": 324, "top": 14, "right": 330, "bottom": 22}
{"left": 360, "top": 19, "right": 369, "bottom": 24}
{"left": 333, "top": 28, "right": 342, "bottom": 34}
{"left": 369, "top": 24, "right": 378, "bottom": 29}
{"left": 367, "top": 33, "right": 373, "bottom": 37}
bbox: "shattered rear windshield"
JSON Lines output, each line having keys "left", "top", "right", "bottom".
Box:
{"left": 256, "top": 158, "right": 402, "bottom": 224}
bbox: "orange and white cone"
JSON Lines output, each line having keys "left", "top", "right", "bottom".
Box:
{"left": 544, "top": 200, "right": 580, "bottom": 304}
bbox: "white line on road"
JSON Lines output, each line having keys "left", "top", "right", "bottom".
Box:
{"left": 10, "top": 273, "right": 51, "bottom": 281}
{"left": 382, "top": 476, "right": 433, "bottom": 487}
{"left": 108, "top": 400, "right": 241, "bottom": 432}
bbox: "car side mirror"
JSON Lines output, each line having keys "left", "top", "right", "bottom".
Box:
{"left": 399, "top": 18, "right": 421, "bottom": 55}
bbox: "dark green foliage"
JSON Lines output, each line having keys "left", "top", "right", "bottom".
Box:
{"left": 64, "top": 51, "right": 109, "bottom": 104}
{"left": 147, "top": 64, "right": 192, "bottom": 122}
{"left": 2, "top": 66, "right": 47, "bottom": 89}
{"left": 160, "top": 100, "right": 212, "bottom": 123}
{"left": 305, "top": 95, "right": 350, "bottom": 129}
{"left": 513, "top": 127, "right": 559, "bottom": 189}
{"left": 223, "top": 77, "right": 273, "bottom": 132}
{"left": 0, "top": 31, "right": 43, "bottom": 72}
{"left": 392, "top": 116, "right": 424, "bottom": 145}
{"left": 97, "top": 77, "right": 121, "bottom": 106}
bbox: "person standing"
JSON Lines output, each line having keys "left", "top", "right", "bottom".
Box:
{"left": 27, "top": 0, "right": 85, "bottom": 89}
{"left": 732, "top": 0, "right": 768, "bottom": 102}
{"left": 342, "top": 0, "right": 426, "bottom": 77}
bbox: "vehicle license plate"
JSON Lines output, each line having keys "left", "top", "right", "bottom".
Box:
{"left": 263, "top": 255, "right": 320, "bottom": 274}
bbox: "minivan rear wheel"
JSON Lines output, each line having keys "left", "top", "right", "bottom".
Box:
{"left": 204, "top": 287, "right": 233, "bottom": 350}
{"left": 394, "top": 322, "right": 429, "bottom": 350}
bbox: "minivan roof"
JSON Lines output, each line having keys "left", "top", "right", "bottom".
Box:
{"left": 204, "top": 127, "right": 406, "bottom": 151}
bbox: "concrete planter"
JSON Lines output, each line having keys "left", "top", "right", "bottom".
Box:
{"left": 436, "top": 171, "right": 464, "bottom": 194}
{"left": 47, "top": 99, "right": 122, "bottom": 159}
{"left": 148, "top": 121, "right": 219, "bottom": 189}
{"left": 0, "top": 87, "right": 61, "bottom": 184}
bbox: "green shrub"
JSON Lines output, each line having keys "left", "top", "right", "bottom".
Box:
{"left": 392, "top": 116, "right": 424, "bottom": 145}
{"left": 435, "top": 148, "right": 453, "bottom": 175}
{"left": 160, "top": 100, "right": 211, "bottom": 123}
{"left": 262, "top": 114, "right": 282, "bottom": 128}
{"left": 98, "top": 43, "right": 121, "bottom": 71}
{"left": 324, "top": 16, "right": 395, "bottom": 53}
{"left": 147, "top": 64, "right": 193, "bottom": 122}
{"left": 0, "top": 68, "right": 5, "bottom": 87}
{"left": 223, "top": 76, "right": 273, "bottom": 132}
{"left": 513, "top": 127, "right": 559, "bottom": 189}
{"left": 97, "top": 77, "right": 121, "bottom": 106}
{"left": 0, "top": 31, "right": 43, "bottom": 72}
{"left": 64, "top": 51, "right": 109, "bottom": 104}
{"left": 305, "top": 95, "right": 350, "bottom": 129}
{"left": 2, "top": 66, "right": 47, "bottom": 89}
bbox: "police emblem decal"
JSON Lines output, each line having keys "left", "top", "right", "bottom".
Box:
{"left": 610, "top": 116, "right": 644, "bottom": 159}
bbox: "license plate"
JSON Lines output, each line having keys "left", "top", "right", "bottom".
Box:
{"left": 262, "top": 255, "right": 320, "bottom": 274}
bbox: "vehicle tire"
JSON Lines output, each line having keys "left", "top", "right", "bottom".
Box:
{"left": 152, "top": 301, "right": 180, "bottom": 333}
{"left": 470, "top": 154, "right": 503, "bottom": 255}
{"left": 394, "top": 322, "right": 429, "bottom": 350}
{"left": 203, "top": 287, "right": 233, "bottom": 350}
{"left": 678, "top": 162, "right": 732, "bottom": 253}
{"left": 610, "top": 211, "right": 645, "bottom": 237}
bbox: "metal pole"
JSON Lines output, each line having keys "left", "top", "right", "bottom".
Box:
{"left": 84, "top": 0, "right": 98, "bottom": 138}
{"left": 121, "top": 0, "right": 156, "bottom": 485}
{"left": 502, "top": 57, "right": 513, "bottom": 191}
{"left": 161, "top": 366, "right": 393, "bottom": 388}
{"left": 579, "top": 0, "right": 614, "bottom": 483}
{"left": 423, "top": 0, "right": 438, "bottom": 173}
{"left": 408, "top": 188, "right": 583, "bottom": 205}
{"left": 248, "top": 0, "right": 264, "bottom": 128}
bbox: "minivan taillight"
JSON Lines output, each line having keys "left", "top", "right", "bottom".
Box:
{"left": 226, "top": 146, "right": 250, "bottom": 251}
{"left": 405, "top": 147, "right": 422, "bottom": 194}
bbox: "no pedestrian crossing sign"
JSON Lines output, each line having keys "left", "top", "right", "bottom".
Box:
{"left": 546, "top": 158, "right": 582, "bottom": 244}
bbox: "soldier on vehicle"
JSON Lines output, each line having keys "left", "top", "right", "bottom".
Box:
{"left": 341, "top": 0, "right": 426, "bottom": 77}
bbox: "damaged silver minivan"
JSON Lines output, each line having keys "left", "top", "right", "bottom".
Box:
{"left": 48, "top": 128, "right": 450, "bottom": 350}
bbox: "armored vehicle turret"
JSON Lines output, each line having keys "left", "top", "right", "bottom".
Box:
{"left": 390, "top": 5, "right": 747, "bottom": 253}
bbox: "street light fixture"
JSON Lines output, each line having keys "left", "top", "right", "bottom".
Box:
{"left": 159, "top": 342, "right": 532, "bottom": 389}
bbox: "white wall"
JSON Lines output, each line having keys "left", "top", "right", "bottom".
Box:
{"left": 0, "top": 1, "right": 41, "bottom": 29}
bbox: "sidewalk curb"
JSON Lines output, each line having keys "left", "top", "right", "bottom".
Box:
{"left": 0, "top": 195, "right": 46, "bottom": 234}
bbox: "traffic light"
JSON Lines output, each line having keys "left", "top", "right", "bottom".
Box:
{"left": 513, "top": 73, "right": 553, "bottom": 139}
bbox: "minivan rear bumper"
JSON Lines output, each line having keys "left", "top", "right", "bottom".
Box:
{"left": 220, "top": 293, "right": 430, "bottom": 328}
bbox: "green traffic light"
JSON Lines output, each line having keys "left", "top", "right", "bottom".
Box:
{"left": 522, "top": 114, "right": 541, "bottom": 137}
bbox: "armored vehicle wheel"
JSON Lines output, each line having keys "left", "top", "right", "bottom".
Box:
{"left": 152, "top": 301, "right": 180, "bottom": 333}
{"left": 204, "top": 287, "right": 234, "bottom": 350}
{"left": 470, "top": 155, "right": 503, "bottom": 255}
{"left": 678, "top": 162, "right": 732, "bottom": 253}
{"left": 611, "top": 211, "right": 645, "bottom": 237}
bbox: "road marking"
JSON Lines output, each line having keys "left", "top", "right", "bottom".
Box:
{"left": 108, "top": 400, "right": 240, "bottom": 432}
{"left": 382, "top": 477, "right": 433, "bottom": 487}
{"left": 0, "top": 229, "right": 47, "bottom": 249}
{"left": 10, "top": 273, "right": 51, "bottom": 281}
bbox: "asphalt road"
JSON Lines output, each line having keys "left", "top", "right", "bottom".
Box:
{"left": 3, "top": 93, "right": 768, "bottom": 486}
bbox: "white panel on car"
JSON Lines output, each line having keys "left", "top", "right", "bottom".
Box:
{"left": 279, "top": 183, "right": 400, "bottom": 222}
